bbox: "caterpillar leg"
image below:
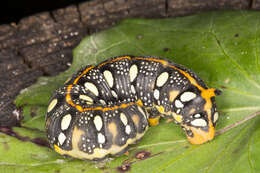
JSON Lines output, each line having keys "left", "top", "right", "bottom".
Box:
{"left": 148, "top": 116, "right": 160, "bottom": 126}
{"left": 146, "top": 108, "right": 161, "bottom": 126}
{"left": 124, "top": 151, "right": 130, "bottom": 156}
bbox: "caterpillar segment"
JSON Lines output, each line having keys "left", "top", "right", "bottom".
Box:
{"left": 45, "top": 56, "right": 220, "bottom": 160}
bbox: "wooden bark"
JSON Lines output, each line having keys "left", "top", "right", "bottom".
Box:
{"left": 0, "top": 0, "right": 255, "bottom": 126}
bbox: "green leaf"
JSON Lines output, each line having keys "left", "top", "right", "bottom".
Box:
{"left": 9, "top": 11, "right": 260, "bottom": 172}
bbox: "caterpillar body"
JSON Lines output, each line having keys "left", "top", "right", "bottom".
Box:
{"left": 45, "top": 56, "right": 221, "bottom": 160}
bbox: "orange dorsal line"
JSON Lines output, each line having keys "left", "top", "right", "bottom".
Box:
{"left": 66, "top": 56, "right": 133, "bottom": 112}
{"left": 134, "top": 57, "right": 217, "bottom": 126}
{"left": 65, "top": 56, "right": 216, "bottom": 114}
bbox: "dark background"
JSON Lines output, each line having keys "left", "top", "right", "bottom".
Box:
{"left": 0, "top": 0, "right": 86, "bottom": 24}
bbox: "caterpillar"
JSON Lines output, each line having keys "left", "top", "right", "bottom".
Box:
{"left": 45, "top": 56, "right": 221, "bottom": 160}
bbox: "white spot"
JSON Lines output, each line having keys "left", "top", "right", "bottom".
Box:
{"left": 120, "top": 113, "right": 128, "bottom": 125}
{"left": 111, "top": 90, "right": 118, "bottom": 98}
{"left": 125, "top": 125, "right": 131, "bottom": 134}
{"left": 94, "top": 115, "right": 103, "bottom": 131}
{"left": 47, "top": 99, "right": 58, "bottom": 112}
{"left": 103, "top": 70, "right": 114, "bottom": 88}
{"left": 176, "top": 109, "right": 181, "bottom": 114}
{"left": 129, "top": 64, "right": 138, "bottom": 82}
{"left": 154, "top": 89, "right": 160, "bottom": 100}
{"left": 12, "top": 109, "right": 20, "bottom": 120}
{"left": 100, "top": 99, "right": 106, "bottom": 105}
{"left": 97, "top": 133, "right": 105, "bottom": 144}
{"left": 131, "top": 85, "right": 136, "bottom": 94}
{"left": 58, "top": 132, "right": 66, "bottom": 145}
{"left": 84, "top": 82, "right": 99, "bottom": 96}
{"left": 175, "top": 100, "right": 184, "bottom": 108}
{"left": 213, "top": 112, "right": 219, "bottom": 123}
{"left": 191, "top": 118, "right": 207, "bottom": 127}
{"left": 194, "top": 113, "right": 201, "bottom": 118}
{"left": 79, "top": 95, "right": 93, "bottom": 104}
{"left": 156, "top": 72, "right": 169, "bottom": 87}
{"left": 138, "top": 106, "right": 147, "bottom": 118}
{"left": 180, "top": 92, "right": 197, "bottom": 102}
{"left": 61, "top": 114, "right": 72, "bottom": 130}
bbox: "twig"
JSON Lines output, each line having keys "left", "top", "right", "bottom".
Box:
{"left": 215, "top": 110, "right": 260, "bottom": 136}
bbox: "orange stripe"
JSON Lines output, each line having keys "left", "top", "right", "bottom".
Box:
{"left": 66, "top": 56, "right": 133, "bottom": 112}
{"left": 73, "top": 65, "right": 95, "bottom": 84}
{"left": 82, "top": 102, "right": 135, "bottom": 112}
{"left": 66, "top": 85, "right": 84, "bottom": 112}
{"left": 97, "top": 56, "right": 131, "bottom": 68}
{"left": 66, "top": 56, "right": 215, "bottom": 119}
{"left": 133, "top": 57, "right": 215, "bottom": 125}
{"left": 134, "top": 57, "right": 202, "bottom": 89}
{"left": 66, "top": 65, "right": 95, "bottom": 112}
{"left": 134, "top": 57, "right": 168, "bottom": 66}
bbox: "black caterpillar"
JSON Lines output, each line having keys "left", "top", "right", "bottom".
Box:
{"left": 45, "top": 56, "right": 221, "bottom": 160}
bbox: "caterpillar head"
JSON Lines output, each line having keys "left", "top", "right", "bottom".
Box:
{"left": 173, "top": 88, "right": 221, "bottom": 145}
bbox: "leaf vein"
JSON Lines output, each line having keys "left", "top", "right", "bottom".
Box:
{"left": 210, "top": 31, "right": 260, "bottom": 90}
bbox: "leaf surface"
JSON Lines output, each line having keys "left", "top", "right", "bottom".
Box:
{"left": 9, "top": 11, "right": 260, "bottom": 173}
